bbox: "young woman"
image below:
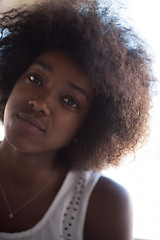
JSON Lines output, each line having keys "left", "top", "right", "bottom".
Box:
{"left": 0, "top": 1, "right": 153, "bottom": 239}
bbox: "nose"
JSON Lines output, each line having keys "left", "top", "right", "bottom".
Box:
{"left": 28, "top": 96, "right": 51, "bottom": 117}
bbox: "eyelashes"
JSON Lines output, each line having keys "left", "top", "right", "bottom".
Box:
{"left": 27, "top": 73, "right": 42, "bottom": 86}
{"left": 26, "top": 73, "right": 80, "bottom": 110}
{"left": 62, "top": 96, "right": 80, "bottom": 109}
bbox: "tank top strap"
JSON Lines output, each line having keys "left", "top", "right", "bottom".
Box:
{"left": 60, "top": 170, "right": 101, "bottom": 240}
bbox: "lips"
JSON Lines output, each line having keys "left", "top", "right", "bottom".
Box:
{"left": 17, "top": 113, "right": 46, "bottom": 133}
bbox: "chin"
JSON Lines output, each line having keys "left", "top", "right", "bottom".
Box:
{"left": 4, "top": 133, "right": 40, "bottom": 154}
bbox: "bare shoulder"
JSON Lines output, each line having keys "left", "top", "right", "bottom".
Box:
{"left": 84, "top": 176, "right": 133, "bottom": 240}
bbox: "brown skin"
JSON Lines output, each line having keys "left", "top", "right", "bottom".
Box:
{"left": 0, "top": 50, "right": 132, "bottom": 239}
{"left": 84, "top": 177, "right": 133, "bottom": 240}
{"left": 3, "top": 50, "right": 93, "bottom": 154}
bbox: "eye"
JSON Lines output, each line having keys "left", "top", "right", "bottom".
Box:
{"left": 63, "top": 96, "right": 80, "bottom": 109}
{"left": 27, "top": 73, "right": 42, "bottom": 86}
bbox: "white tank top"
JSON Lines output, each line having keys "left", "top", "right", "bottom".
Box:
{"left": 0, "top": 170, "right": 101, "bottom": 240}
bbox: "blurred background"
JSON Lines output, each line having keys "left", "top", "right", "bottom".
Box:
{"left": 101, "top": 1, "right": 160, "bottom": 239}
{"left": 0, "top": 0, "right": 160, "bottom": 239}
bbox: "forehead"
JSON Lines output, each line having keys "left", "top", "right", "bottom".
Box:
{"left": 35, "top": 50, "right": 86, "bottom": 76}
{"left": 32, "top": 50, "right": 94, "bottom": 97}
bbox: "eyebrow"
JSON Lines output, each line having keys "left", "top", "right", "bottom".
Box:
{"left": 68, "top": 82, "right": 89, "bottom": 101}
{"left": 33, "top": 60, "right": 52, "bottom": 72}
{"left": 33, "top": 60, "right": 89, "bottom": 101}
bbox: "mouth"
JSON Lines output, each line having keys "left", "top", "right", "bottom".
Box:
{"left": 17, "top": 113, "right": 46, "bottom": 133}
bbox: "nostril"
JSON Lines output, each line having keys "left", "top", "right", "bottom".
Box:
{"left": 31, "top": 103, "right": 35, "bottom": 109}
{"left": 39, "top": 109, "right": 45, "bottom": 115}
{"left": 28, "top": 99, "right": 50, "bottom": 116}
{"left": 28, "top": 100, "right": 36, "bottom": 110}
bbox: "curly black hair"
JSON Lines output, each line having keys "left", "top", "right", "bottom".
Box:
{"left": 0, "top": 0, "right": 154, "bottom": 170}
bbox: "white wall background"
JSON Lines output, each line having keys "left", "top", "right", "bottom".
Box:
{"left": 101, "top": 0, "right": 160, "bottom": 239}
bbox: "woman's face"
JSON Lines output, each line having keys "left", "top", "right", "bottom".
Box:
{"left": 3, "top": 50, "right": 94, "bottom": 154}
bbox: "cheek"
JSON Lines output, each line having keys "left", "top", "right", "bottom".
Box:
{"left": 4, "top": 87, "right": 19, "bottom": 112}
{"left": 3, "top": 96, "right": 13, "bottom": 126}
{"left": 3, "top": 90, "right": 23, "bottom": 141}
{"left": 3, "top": 93, "right": 17, "bottom": 122}
{"left": 58, "top": 114, "right": 82, "bottom": 138}
{"left": 3, "top": 95, "right": 16, "bottom": 132}
{"left": 54, "top": 112, "right": 87, "bottom": 141}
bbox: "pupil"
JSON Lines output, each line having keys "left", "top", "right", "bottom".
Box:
{"left": 34, "top": 77, "right": 39, "bottom": 83}
{"left": 31, "top": 75, "right": 40, "bottom": 84}
{"left": 69, "top": 99, "right": 74, "bottom": 106}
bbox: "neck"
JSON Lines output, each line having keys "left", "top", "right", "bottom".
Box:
{"left": 0, "top": 139, "right": 62, "bottom": 184}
